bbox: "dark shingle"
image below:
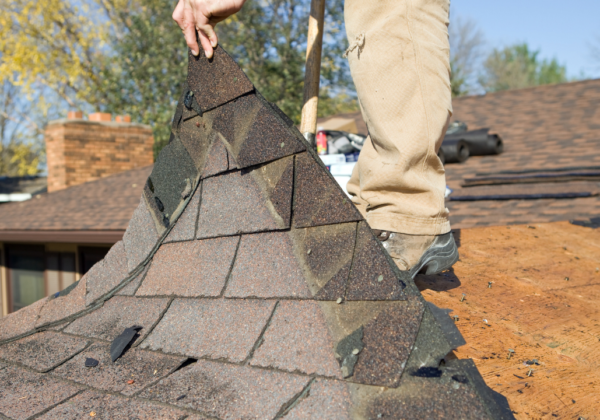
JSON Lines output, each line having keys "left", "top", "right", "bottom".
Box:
{"left": 64, "top": 296, "right": 169, "bottom": 343}
{"left": 293, "top": 152, "right": 363, "bottom": 228}
{"left": 122, "top": 197, "right": 159, "bottom": 272}
{"left": 0, "top": 331, "right": 88, "bottom": 372}
{"left": 52, "top": 342, "right": 186, "bottom": 396}
{"left": 139, "top": 359, "right": 310, "bottom": 419}
{"left": 187, "top": 46, "right": 254, "bottom": 113}
{"left": 0, "top": 366, "right": 82, "bottom": 420}
{"left": 345, "top": 222, "right": 406, "bottom": 301}
{"left": 38, "top": 390, "right": 191, "bottom": 419}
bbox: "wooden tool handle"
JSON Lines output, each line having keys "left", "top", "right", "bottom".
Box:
{"left": 300, "top": 0, "right": 326, "bottom": 148}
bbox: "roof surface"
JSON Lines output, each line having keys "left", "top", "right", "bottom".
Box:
{"left": 320, "top": 79, "right": 600, "bottom": 229}
{"left": 0, "top": 166, "right": 150, "bottom": 231}
{"left": 0, "top": 47, "right": 511, "bottom": 419}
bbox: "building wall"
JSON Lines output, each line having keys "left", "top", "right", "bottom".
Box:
{"left": 45, "top": 119, "right": 154, "bottom": 192}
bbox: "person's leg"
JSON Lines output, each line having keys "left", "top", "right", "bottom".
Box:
{"left": 344, "top": 0, "right": 455, "bottom": 274}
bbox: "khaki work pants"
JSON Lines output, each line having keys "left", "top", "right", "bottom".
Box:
{"left": 345, "top": 0, "right": 452, "bottom": 235}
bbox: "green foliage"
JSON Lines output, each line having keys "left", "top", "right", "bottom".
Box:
{"left": 0, "top": 81, "right": 45, "bottom": 176}
{"left": 480, "top": 43, "right": 567, "bottom": 93}
{"left": 93, "top": 0, "right": 188, "bottom": 156}
{"left": 1, "top": 0, "right": 357, "bottom": 160}
{"left": 217, "top": 0, "right": 356, "bottom": 124}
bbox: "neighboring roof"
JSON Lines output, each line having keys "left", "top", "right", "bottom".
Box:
{"left": 319, "top": 79, "right": 600, "bottom": 229}
{"left": 0, "top": 47, "right": 510, "bottom": 419}
{"left": 0, "top": 166, "right": 151, "bottom": 243}
{"left": 0, "top": 175, "right": 47, "bottom": 203}
{"left": 0, "top": 175, "right": 47, "bottom": 195}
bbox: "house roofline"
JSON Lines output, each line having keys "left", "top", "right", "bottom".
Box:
{"left": 0, "top": 230, "right": 124, "bottom": 244}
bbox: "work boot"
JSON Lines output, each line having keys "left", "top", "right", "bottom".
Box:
{"left": 373, "top": 230, "right": 459, "bottom": 279}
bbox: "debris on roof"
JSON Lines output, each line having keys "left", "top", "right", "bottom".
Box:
{"left": 0, "top": 46, "right": 513, "bottom": 419}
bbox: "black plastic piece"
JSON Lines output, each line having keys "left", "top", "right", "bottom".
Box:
{"left": 110, "top": 326, "right": 142, "bottom": 362}
{"left": 85, "top": 358, "right": 99, "bottom": 367}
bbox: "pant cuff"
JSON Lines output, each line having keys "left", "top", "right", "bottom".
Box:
{"left": 367, "top": 213, "right": 451, "bottom": 236}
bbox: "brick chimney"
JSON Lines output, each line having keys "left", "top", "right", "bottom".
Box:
{"left": 45, "top": 112, "right": 154, "bottom": 193}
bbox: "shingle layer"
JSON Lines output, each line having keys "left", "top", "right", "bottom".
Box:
{"left": 0, "top": 46, "right": 511, "bottom": 419}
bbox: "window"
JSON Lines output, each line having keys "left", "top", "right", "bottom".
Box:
{"left": 79, "top": 247, "right": 110, "bottom": 275}
{"left": 6, "top": 245, "right": 46, "bottom": 312}
{"left": 5, "top": 245, "right": 78, "bottom": 313}
{"left": 46, "top": 252, "right": 77, "bottom": 296}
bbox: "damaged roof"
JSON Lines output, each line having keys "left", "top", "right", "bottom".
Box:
{"left": 0, "top": 46, "right": 512, "bottom": 419}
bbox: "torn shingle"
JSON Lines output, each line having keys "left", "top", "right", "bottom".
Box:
{"left": 148, "top": 137, "right": 199, "bottom": 223}
{"left": 345, "top": 221, "right": 406, "bottom": 301}
{"left": 64, "top": 296, "right": 169, "bottom": 343}
{"left": 85, "top": 240, "right": 129, "bottom": 306}
{"left": 110, "top": 326, "right": 142, "bottom": 362}
{"left": 139, "top": 359, "right": 309, "bottom": 419}
{"left": 36, "top": 276, "right": 88, "bottom": 328}
{"left": 293, "top": 152, "right": 363, "bottom": 228}
{"left": 122, "top": 197, "right": 159, "bottom": 272}
{"left": 187, "top": 46, "right": 254, "bottom": 113}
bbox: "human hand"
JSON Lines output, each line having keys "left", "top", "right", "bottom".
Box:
{"left": 172, "top": 0, "right": 247, "bottom": 58}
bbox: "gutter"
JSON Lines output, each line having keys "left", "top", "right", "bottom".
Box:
{"left": 0, "top": 230, "right": 124, "bottom": 244}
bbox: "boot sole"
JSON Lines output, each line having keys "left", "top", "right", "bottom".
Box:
{"left": 409, "top": 233, "right": 459, "bottom": 279}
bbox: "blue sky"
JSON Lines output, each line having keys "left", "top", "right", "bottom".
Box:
{"left": 451, "top": 0, "right": 600, "bottom": 79}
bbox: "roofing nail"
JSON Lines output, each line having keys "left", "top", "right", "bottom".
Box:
{"left": 565, "top": 277, "right": 569, "bottom": 281}
{"left": 460, "top": 293, "right": 466, "bottom": 302}
{"left": 527, "top": 369, "right": 533, "bottom": 377}
{"left": 507, "top": 349, "right": 515, "bottom": 359}
{"left": 488, "top": 282, "right": 493, "bottom": 288}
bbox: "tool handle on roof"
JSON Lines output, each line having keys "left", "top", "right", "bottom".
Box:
{"left": 300, "top": 0, "right": 326, "bottom": 149}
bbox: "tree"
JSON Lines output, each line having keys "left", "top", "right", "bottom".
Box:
{"left": 0, "top": 81, "right": 45, "bottom": 176}
{"left": 1, "top": 0, "right": 357, "bottom": 157}
{"left": 479, "top": 43, "right": 567, "bottom": 93}
{"left": 449, "top": 16, "right": 485, "bottom": 97}
{"left": 215, "top": 0, "right": 356, "bottom": 123}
